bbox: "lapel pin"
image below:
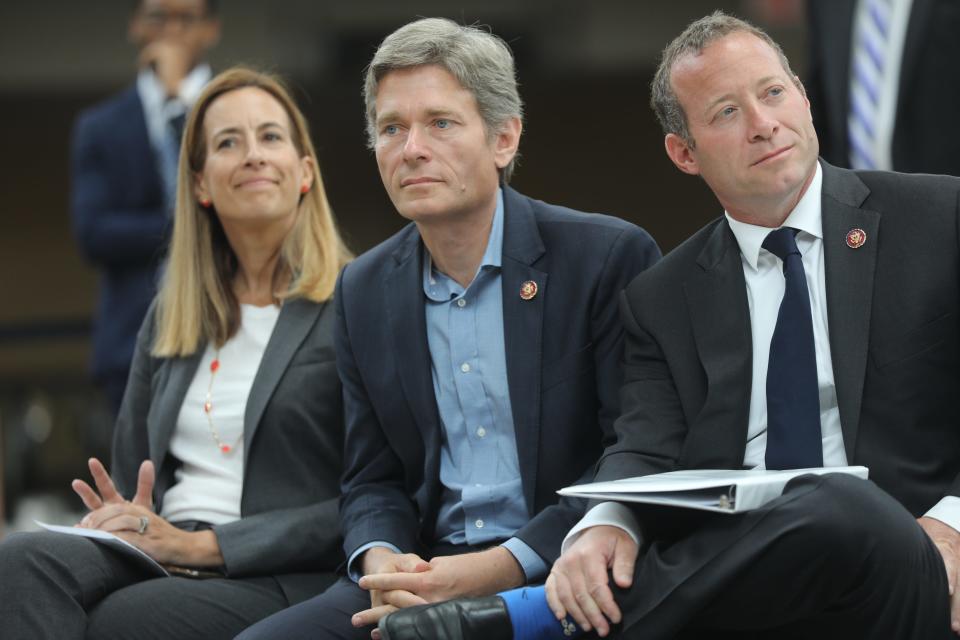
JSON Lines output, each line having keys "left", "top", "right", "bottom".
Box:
{"left": 520, "top": 280, "right": 538, "bottom": 300}
{"left": 845, "top": 228, "right": 867, "bottom": 249}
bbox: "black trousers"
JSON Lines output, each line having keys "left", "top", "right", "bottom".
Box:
{"left": 0, "top": 530, "right": 291, "bottom": 640}
{"left": 236, "top": 540, "right": 500, "bottom": 640}
{"left": 235, "top": 576, "right": 373, "bottom": 640}
{"left": 612, "top": 473, "right": 952, "bottom": 639}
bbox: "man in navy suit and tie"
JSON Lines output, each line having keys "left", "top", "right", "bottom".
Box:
{"left": 236, "top": 17, "right": 660, "bottom": 640}
{"left": 70, "top": 0, "right": 219, "bottom": 413}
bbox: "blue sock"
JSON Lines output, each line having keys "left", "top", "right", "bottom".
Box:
{"left": 498, "top": 585, "right": 582, "bottom": 639}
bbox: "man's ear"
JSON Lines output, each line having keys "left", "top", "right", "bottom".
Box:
{"left": 664, "top": 133, "right": 700, "bottom": 176}
{"left": 128, "top": 12, "right": 146, "bottom": 48}
{"left": 492, "top": 116, "right": 522, "bottom": 170}
{"left": 199, "top": 18, "right": 222, "bottom": 53}
{"left": 793, "top": 75, "right": 811, "bottom": 110}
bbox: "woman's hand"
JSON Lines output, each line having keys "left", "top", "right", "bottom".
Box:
{"left": 72, "top": 457, "right": 152, "bottom": 514}
{"left": 72, "top": 458, "right": 224, "bottom": 568}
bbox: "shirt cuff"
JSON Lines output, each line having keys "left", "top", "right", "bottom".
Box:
{"left": 501, "top": 537, "right": 549, "bottom": 583}
{"left": 347, "top": 541, "right": 401, "bottom": 582}
{"left": 924, "top": 497, "right": 960, "bottom": 534}
{"left": 561, "top": 501, "right": 642, "bottom": 554}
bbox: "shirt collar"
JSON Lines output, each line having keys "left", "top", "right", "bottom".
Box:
{"left": 137, "top": 63, "right": 212, "bottom": 118}
{"left": 422, "top": 188, "right": 504, "bottom": 301}
{"left": 725, "top": 161, "right": 823, "bottom": 271}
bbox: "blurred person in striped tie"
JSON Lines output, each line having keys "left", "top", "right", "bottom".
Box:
{"left": 807, "top": 0, "right": 960, "bottom": 176}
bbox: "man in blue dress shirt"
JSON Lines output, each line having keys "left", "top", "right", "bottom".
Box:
{"left": 236, "top": 16, "right": 660, "bottom": 640}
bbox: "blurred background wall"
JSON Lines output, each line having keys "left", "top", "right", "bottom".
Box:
{"left": 0, "top": 0, "right": 805, "bottom": 530}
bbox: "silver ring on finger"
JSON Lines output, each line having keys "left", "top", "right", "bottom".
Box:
{"left": 138, "top": 515, "right": 149, "bottom": 534}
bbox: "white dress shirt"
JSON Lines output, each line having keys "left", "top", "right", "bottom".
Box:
{"left": 161, "top": 303, "right": 279, "bottom": 525}
{"left": 564, "top": 162, "right": 960, "bottom": 550}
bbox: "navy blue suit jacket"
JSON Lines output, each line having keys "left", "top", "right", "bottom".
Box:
{"left": 335, "top": 186, "right": 661, "bottom": 567}
{"left": 70, "top": 84, "right": 170, "bottom": 380}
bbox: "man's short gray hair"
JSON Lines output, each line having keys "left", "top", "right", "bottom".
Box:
{"left": 363, "top": 17, "right": 524, "bottom": 182}
{"left": 650, "top": 10, "right": 798, "bottom": 146}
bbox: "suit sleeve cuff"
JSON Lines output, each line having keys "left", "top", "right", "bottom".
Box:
{"left": 501, "top": 537, "right": 549, "bottom": 583}
{"left": 347, "top": 541, "right": 401, "bottom": 582}
{"left": 561, "top": 501, "right": 641, "bottom": 554}
{"left": 924, "top": 497, "right": 960, "bottom": 534}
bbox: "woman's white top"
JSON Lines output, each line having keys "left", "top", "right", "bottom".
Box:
{"left": 160, "top": 303, "right": 280, "bottom": 525}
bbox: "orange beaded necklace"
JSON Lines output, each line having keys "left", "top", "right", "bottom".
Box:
{"left": 203, "top": 351, "right": 244, "bottom": 454}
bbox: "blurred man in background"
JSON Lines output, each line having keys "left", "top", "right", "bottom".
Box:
{"left": 70, "top": 0, "right": 220, "bottom": 413}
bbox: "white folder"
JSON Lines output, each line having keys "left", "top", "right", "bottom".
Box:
{"left": 558, "top": 466, "right": 869, "bottom": 514}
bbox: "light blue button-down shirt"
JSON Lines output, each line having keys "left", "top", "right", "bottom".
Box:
{"left": 348, "top": 189, "right": 547, "bottom": 582}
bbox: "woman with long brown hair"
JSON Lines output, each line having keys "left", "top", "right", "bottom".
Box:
{"left": 0, "top": 67, "right": 351, "bottom": 639}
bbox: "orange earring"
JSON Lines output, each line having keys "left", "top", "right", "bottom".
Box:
{"left": 200, "top": 198, "right": 211, "bottom": 208}
{"left": 300, "top": 185, "right": 310, "bottom": 194}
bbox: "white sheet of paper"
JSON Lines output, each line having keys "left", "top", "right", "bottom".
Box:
{"left": 35, "top": 521, "right": 169, "bottom": 576}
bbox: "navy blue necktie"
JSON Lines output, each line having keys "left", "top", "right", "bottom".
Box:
{"left": 762, "top": 227, "right": 823, "bottom": 469}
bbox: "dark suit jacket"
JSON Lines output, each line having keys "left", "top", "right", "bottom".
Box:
{"left": 112, "top": 297, "right": 344, "bottom": 604}
{"left": 335, "top": 186, "right": 661, "bottom": 568}
{"left": 599, "top": 161, "right": 960, "bottom": 517}
{"left": 70, "top": 85, "right": 171, "bottom": 380}
{"left": 807, "top": 0, "right": 960, "bottom": 175}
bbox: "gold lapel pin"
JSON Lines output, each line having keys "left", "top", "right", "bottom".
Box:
{"left": 846, "top": 228, "right": 867, "bottom": 249}
{"left": 520, "top": 280, "right": 538, "bottom": 300}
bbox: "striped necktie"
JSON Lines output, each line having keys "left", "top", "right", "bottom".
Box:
{"left": 848, "top": 0, "right": 893, "bottom": 170}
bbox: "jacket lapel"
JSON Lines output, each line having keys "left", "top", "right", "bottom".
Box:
{"left": 148, "top": 349, "right": 203, "bottom": 470}
{"left": 243, "top": 297, "right": 324, "bottom": 460}
{"left": 682, "top": 220, "right": 754, "bottom": 467}
{"left": 500, "top": 187, "right": 547, "bottom": 513}
{"left": 820, "top": 162, "right": 879, "bottom": 458}
{"left": 384, "top": 229, "right": 444, "bottom": 454}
